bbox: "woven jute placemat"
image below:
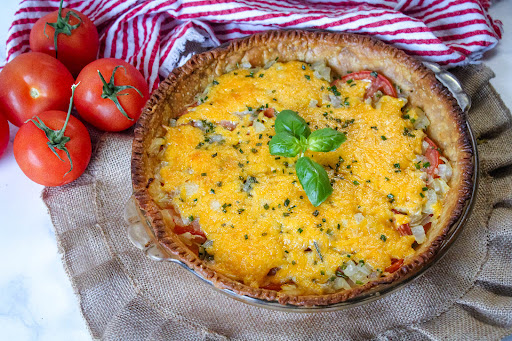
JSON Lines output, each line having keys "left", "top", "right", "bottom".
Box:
{"left": 43, "top": 64, "right": 512, "bottom": 340}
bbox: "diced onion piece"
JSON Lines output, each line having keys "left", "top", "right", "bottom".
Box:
{"left": 423, "top": 189, "right": 438, "bottom": 214}
{"left": 179, "top": 232, "right": 195, "bottom": 246}
{"left": 240, "top": 61, "right": 252, "bottom": 69}
{"left": 414, "top": 154, "right": 428, "bottom": 164}
{"left": 437, "top": 163, "right": 452, "bottom": 181}
{"left": 209, "top": 134, "right": 224, "bottom": 143}
{"left": 343, "top": 261, "right": 358, "bottom": 276}
{"left": 409, "top": 208, "right": 424, "bottom": 225}
{"left": 210, "top": 200, "right": 221, "bottom": 211}
{"left": 328, "top": 94, "right": 342, "bottom": 108}
{"left": 149, "top": 137, "right": 165, "bottom": 155}
{"left": 161, "top": 209, "right": 175, "bottom": 226}
{"left": 183, "top": 182, "right": 199, "bottom": 197}
{"left": 350, "top": 272, "right": 369, "bottom": 285}
{"left": 253, "top": 121, "right": 266, "bottom": 133}
{"left": 281, "top": 284, "right": 301, "bottom": 295}
{"left": 432, "top": 178, "right": 450, "bottom": 194}
{"left": 422, "top": 140, "right": 429, "bottom": 153}
{"left": 169, "top": 118, "right": 177, "bottom": 127}
{"left": 192, "top": 120, "right": 204, "bottom": 129}
{"left": 354, "top": 213, "right": 364, "bottom": 223}
{"left": 309, "top": 99, "right": 319, "bottom": 108}
{"left": 357, "top": 263, "right": 372, "bottom": 276}
{"left": 413, "top": 107, "right": 430, "bottom": 130}
{"left": 333, "top": 277, "right": 351, "bottom": 290}
{"left": 411, "top": 225, "right": 426, "bottom": 244}
{"left": 311, "top": 61, "right": 331, "bottom": 82}
{"left": 233, "top": 110, "right": 253, "bottom": 118}
{"left": 264, "top": 60, "right": 276, "bottom": 69}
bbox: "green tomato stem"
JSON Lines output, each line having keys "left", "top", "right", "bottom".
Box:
{"left": 98, "top": 65, "right": 144, "bottom": 121}
{"left": 29, "top": 83, "right": 79, "bottom": 177}
{"left": 44, "top": 0, "right": 82, "bottom": 59}
{"left": 56, "top": 83, "right": 78, "bottom": 141}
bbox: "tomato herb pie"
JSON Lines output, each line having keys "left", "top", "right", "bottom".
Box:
{"left": 132, "top": 31, "right": 474, "bottom": 306}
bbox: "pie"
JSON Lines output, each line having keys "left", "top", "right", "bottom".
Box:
{"left": 131, "top": 30, "right": 474, "bottom": 306}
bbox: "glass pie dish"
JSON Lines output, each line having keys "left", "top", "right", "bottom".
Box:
{"left": 126, "top": 31, "right": 477, "bottom": 311}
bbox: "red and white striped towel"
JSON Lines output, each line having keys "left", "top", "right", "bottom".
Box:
{"left": 6, "top": 0, "right": 502, "bottom": 91}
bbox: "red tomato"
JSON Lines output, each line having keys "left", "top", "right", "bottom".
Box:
{"left": 0, "top": 52, "right": 74, "bottom": 127}
{"left": 424, "top": 137, "right": 444, "bottom": 178}
{"left": 13, "top": 100, "right": 91, "bottom": 186}
{"left": 29, "top": 0, "right": 99, "bottom": 77}
{"left": 337, "top": 71, "right": 397, "bottom": 99}
{"left": 0, "top": 114, "right": 9, "bottom": 158}
{"left": 75, "top": 58, "right": 150, "bottom": 132}
{"left": 385, "top": 259, "right": 404, "bottom": 273}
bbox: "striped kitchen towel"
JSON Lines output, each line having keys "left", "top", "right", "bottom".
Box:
{"left": 5, "top": 0, "right": 502, "bottom": 90}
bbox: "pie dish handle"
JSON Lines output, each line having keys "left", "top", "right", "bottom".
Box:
{"left": 423, "top": 62, "right": 471, "bottom": 112}
{"left": 124, "top": 195, "right": 182, "bottom": 263}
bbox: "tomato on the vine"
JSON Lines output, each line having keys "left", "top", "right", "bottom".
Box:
{"left": 0, "top": 114, "right": 9, "bottom": 158}
{"left": 13, "top": 84, "right": 91, "bottom": 187}
{"left": 29, "top": 0, "right": 99, "bottom": 77}
{"left": 75, "top": 58, "right": 150, "bottom": 132}
{"left": 0, "top": 52, "right": 74, "bottom": 127}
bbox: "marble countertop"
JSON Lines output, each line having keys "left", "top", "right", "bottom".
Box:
{"left": 0, "top": 1, "right": 510, "bottom": 340}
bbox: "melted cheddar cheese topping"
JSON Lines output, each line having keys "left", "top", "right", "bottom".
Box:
{"left": 158, "top": 61, "right": 441, "bottom": 294}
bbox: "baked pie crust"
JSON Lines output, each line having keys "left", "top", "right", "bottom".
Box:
{"left": 131, "top": 30, "right": 474, "bottom": 306}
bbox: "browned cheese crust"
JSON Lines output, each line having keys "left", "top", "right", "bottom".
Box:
{"left": 131, "top": 30, "right": 474, "bottom": 306}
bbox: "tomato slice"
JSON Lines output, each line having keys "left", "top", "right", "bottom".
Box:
{"left": 174, "top": 221, "right": 207, "bottom": 244}
{"left": 261, "top": 283, "right": 282, "bottom": 291}
{"left": 338, "top": 71, "right": 397, "bottom": 99}
{"left": 397, "top": 223, "right": 412, "bottom": 236}
{"left": 424, "top": 137, "right": 444, "bottom": 178}
{"left": 423, "top": 222, "right": 432, "bottom": 233}
{"left": 385, "top": 258, "right": 404, "bottom": 273}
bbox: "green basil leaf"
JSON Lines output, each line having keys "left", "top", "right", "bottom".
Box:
{"left": 307, "top": 128, "right": 347, "bottom": 152}
{"left": 269, "top": 132, "right": 301, "bottom": 157}
{"left": 275, "top": 110, "right": 311, "bottom": 138}
{"left": 296, "top": 156, "right": 333, "bottom": 206}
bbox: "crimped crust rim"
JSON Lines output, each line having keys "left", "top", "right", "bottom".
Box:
{"left": 131, "top": 30, "right": 474, "bottom": 306}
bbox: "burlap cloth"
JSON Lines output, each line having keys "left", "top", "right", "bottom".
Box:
{"left": 43, "top": 64, "right": 512, "bottom": 340}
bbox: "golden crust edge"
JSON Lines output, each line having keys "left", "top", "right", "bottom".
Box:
{"left": 131, "top": 30, "right": 474, "bottom": 306}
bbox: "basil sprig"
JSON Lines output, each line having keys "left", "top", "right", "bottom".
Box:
{"left": 275, "top": 109, "right": 311, "bottom": 138}
{"left": 269, "top": 110, "right": 347, "bottom": 206}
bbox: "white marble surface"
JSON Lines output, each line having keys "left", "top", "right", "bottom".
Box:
{"left": 0, "top": 1, "right": 510, "bottom": 340}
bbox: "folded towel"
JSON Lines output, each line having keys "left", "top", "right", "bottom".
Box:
{"left": 5, "top": 0, "right": 502, "bottom": 90}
